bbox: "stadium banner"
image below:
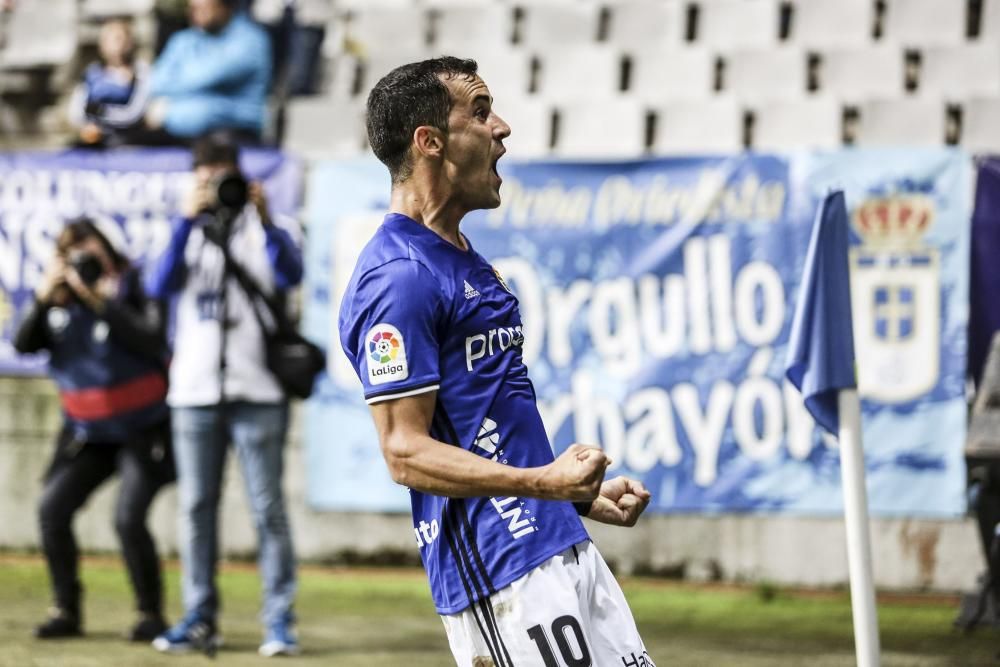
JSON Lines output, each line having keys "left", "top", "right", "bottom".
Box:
{"left": 0, "top": 148, "right": 302, "bottom": 375}
{"left": 303, "top": 149, "right": 971, "bottom": 516}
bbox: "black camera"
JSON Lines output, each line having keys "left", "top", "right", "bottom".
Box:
{"left": 70, "top": 253, "right": 103, "bottom": 286}
{"left": 210, "top": 171, "right": 249, "bottom": 212}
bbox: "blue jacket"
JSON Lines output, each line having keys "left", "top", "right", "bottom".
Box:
{"left": 150, "top": 13, "right": 271, "bottom": 138}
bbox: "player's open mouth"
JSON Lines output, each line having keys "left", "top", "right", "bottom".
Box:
{"left": 491, "top": 151, "right": 504, "bottom": 184}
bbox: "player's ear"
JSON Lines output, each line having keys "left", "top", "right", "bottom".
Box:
{"left": 413, "top": 125, "right": 444, "bottom": 160}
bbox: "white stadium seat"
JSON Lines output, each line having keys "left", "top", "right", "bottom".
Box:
{"left": 554, "top": 98, "right": 648, "bottom": 159}
{"left": 724, "top": 47, "right": 807, "bottom": 103}
{"left": 961, "top": 97, "right": 1000, "bottom": 153}
{"left": 882, "top": 0, "right": 967, "bottom": 48}
{"left": 284, "top": 99, "right": 368, "bottom": 160}
{"left": 752, "top": 97, "right": 843, "bottom": 150}
{"left": 473, "top": 51, "right": 534, "bottom": 109}
{"left": 346, "top": 6, "right": 429, "bottom": 56}
{"left": 495, "top": 98, "right": 552, "bottom": 159}
{"left": 535, "top": 46, "right": 624, "bottom": 100}
{"left": 629, "top": 47, "right": 716, "bottom": 103}
{"left": 818, "top": 46, "right": 906, "bottom": 104}
{"left": 920, "top": 44, "right": 1000, "bottom": 100}
{"left": 518, "top": 1, "right": 602, "bottom": 49}
{"left": 358, "top": 48, "right": 434, "bottom": 97}
{"left": 0, "top": 0, "right": 77, "bottom": 69}
{"left": 606, "top": 0, "right": 686, "bottom": 50}
{"left": 652, "top": 98, "right": 744, "bottom": 154}
{"left": 855, "top": 97, "right": 946, "bottom": 146}
{"left": 432, "top": 4, "right": 514, "bottom": 56}
{"left": 696, "top": 0, "right": 780, "bottom": 50}
{"left": 982, "top": 0, "right": 1000, "bottom": 41}
{"left": 788, "top": 0, "right": 873, "bottom": 48}
{"left": 82, "top": 0, "right": 155, "bottom": 19}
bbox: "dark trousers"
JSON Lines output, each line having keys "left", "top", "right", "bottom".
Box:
{"left": 38, "top": 423, "right": 171, "bottom": 617}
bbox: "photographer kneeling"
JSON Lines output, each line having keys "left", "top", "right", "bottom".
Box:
{"left": 14, "top": 218, "right": 174, "bottom": 641}
{"left": 147, "top": 137, "right": 303, "bottom": 657}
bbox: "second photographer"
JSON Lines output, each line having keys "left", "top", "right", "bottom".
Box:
{"left": 146, "top": 136, "right": 303, "bottom": 657}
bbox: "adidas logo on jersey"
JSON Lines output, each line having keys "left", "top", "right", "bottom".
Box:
{"left": 463, "top": 280, "right": 480, "bottom": 300}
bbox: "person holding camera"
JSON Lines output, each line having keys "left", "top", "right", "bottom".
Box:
{"left": 146, "top": 137, "right": 302, "bottom": 657}
{"left": 13, "top": 218, "right": 174, "bottom": 642}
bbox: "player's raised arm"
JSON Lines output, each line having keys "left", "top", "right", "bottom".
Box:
{"left": 369, "top": 390, "right": 610, "bottom": 501}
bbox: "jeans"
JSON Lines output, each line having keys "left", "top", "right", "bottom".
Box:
{"left": 172, "top": 402, "right": 296, "bottom": 626}
{"left": 39, "top": 422, "right": 170, "bottom": 617}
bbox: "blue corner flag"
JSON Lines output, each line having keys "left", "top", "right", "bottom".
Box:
{"left": 785, "top": 190, "right": 857, "bottom": 435}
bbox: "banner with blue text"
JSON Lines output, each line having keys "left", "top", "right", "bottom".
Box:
{"left": 0, "top": 148, "right": 302, "bottom": 375}
{"left": 303, "top": 150, "right": 970, "bottom": 516}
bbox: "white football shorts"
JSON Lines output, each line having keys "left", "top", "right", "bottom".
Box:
{"left": 440, "top": 540, "right": 655, "bottom": 667}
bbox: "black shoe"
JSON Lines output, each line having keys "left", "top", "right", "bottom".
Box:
{"left": 127, "top": 614, "right": 168, "bottom": 642}
{"left": 34, "top": 607, "right": 82, "bottom": 639}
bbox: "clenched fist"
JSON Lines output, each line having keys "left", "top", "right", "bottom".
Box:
{"left": 537, "top": 444, "right": 611, "bottom": 502}
{"left": 584, "top": 476, "right": 651, "bottom": 527}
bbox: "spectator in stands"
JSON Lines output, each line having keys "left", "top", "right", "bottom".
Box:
{"left": 147, "top": 137, "right": 301, "bottom": 657}
{"left": 146, "top": 0, "right": 271, "bottom": 144}
{"left": 13, "top": 218, "right": 173, "bottom": 643}
{"left": 68, "top": 19, "right": 151, "bottom": 149}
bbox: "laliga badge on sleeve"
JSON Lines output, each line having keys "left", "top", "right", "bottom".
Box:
{"left": 366, "top": 323, "right": 409, "bottom": 385}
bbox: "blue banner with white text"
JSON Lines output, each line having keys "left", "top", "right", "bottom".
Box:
{"left": 0, "top": 148, "right": 302, "bottom": 375}
{"left": 303, "top": 150, "right": 970, "bottom": 516}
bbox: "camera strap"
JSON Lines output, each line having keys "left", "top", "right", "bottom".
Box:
{"left": 203, "top": 230, "right": 292, "bottom": 338}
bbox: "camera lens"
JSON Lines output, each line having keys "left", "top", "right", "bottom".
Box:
{"left": 215, "top": 173, "right": 249, "bottom": 211}
{"left": 71, "top": 253, "right": 103, "bottom": 286}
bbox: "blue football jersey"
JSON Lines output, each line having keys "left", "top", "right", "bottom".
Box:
{"left": 339, "top": 213, "right": 590, "bottom": 614}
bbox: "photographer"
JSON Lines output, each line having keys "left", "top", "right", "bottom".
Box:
{"left": 146, "top": 137, "right": 302, "bottom": 657}
{"left": 13, "top": 218, "right": 173, "bottom": 642}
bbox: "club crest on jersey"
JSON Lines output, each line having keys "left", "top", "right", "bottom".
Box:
{"left": 492, "top": 266, "right": 512, "bottom": 294}
{"left": 367, "top": 323, "right": 409, "bottom": 385}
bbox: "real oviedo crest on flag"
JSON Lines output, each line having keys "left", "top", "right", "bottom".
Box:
{"left": 366, "top": 323, "right": 409, "bottom": 385}
{"left": 849, "top": 195, "right": 940, "bottom": 403}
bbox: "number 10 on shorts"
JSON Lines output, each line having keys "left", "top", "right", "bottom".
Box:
{"left": 526, "top": 615, "right": 591, "bottom": 667}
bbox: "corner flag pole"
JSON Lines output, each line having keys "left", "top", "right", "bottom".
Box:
{"left": 785, "top": 190, "right": 880, "bottom": 667}
{"left": 838, "top": 388, "right": 880, "bottom": 667}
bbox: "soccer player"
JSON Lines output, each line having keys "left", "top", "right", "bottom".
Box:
{"left": 339, "top": 57, "right": 655, "bottom": 666}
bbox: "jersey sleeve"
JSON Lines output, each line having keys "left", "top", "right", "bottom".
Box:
{"left": 339, "top": 259, "right": 445, "bottom": 404}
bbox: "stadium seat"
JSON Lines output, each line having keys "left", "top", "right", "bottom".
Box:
{"left": 652, "top": 98, "right": 744, "bottom": 154}
{"left": 284, "top": 99, "right": 367, "bottom": 159}
{"left": 982, "top": 0, "right": 1000, "bottom": 41}
{"left": 431, "top": 3, "right": 514, "bottom": 55}
{"left": 882, "top": 0, "right": 967, "bottom": 48}
{"left": 818, "top": 46, "right": 906, "bottom": 103}
{"left": 855, "top": 97, "right": 946, "bottom": 145}
{"left": 535, "top": 46, "right": 625, "bottom": 100}
{"left": 961, "top": 97, "right": 1000, "bottom": 153}
{"left": 81, "top": 0, "right": 155, "bottom": 18}
{"left": 606, "top": 0, "right": 686, "bottom": 50}
{"left": 787, "top": 0, "right": 873, "bottom": 48}
{"left": 554, "top": 98, "right": 648, "bottom": 159}
{"left": 472, "top": 51, "right": 533, "bottom": 108}
{"left": 628, "top": 47, "right": 716, "bottom": 102}
{"left": 255, "top": 0, "right": 332, "bottom": 25}
{"left": 920, "top": 45, "right": 1000, "bottom": 100}
{"left": 724, "top": 47, "right": 808, "bottom": 103}
{"left": 696, "top": 0, "right": 780, "bottom": 50}
{"left": 518, "top": 1, "right": 602, "bottom": 49}
{"left": 345, "top": 6, "right": 429, "bottom": 56}
{"left": 752, "top": 96, "right": 843, "bottom": 150}
{"left": 358, "top": 48, "right": 434, "bottom": 96}
{"left": 495, "top": 98, "right": 552, "bottom": 159}
{"left": 0, "top": 0, "right": 77, "bottom": 69}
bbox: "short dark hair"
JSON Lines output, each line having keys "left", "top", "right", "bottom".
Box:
{"left": 56, "top": 218, "right": 128, "bottom": 270}
{"left": 192, "top": 135, "right": 239, "bottom": 168}
{"left": 366, "top": 56, "right": 479, "bottom": 184}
